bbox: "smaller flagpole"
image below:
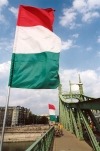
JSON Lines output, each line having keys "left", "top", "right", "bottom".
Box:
{"left": 0, "top": 86, "right": 11, "bottom": 151}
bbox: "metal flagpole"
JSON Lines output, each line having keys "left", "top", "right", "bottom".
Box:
{"left": 0, "top": 86, "right": 11, "bottom": 151}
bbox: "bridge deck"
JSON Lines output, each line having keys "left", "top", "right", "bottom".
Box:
{"left": 53, "top": 129, "right": 93, "bottom": 151}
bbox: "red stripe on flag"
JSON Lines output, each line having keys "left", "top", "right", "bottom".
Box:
{"left": 48, "top": 104, "right": 55, "bottom": 110}
{"left": 17, "top": 5, "right": 55, "bottom": 31}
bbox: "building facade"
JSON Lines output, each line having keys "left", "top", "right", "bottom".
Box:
{"left": 0, "top": 106, "right": 30, "bottom": 127}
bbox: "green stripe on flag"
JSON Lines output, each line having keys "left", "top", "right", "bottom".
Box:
{"left": 50, "top": 115, "right": 56, "bottom": 121}
{"left": 8, "top": 52, "right": 60, "bottom": 89}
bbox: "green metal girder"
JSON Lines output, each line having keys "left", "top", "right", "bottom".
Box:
{"left": 62, "top": 93, "right": 95, "bottom": 101}
{"left": 69, "top": 109, "right": 74, "bottom": 134}
{"left": 76, "top": 110, "right": 84, "bottom": 140}
{"left": 86, "top": 110, "right": 100, "bottom": 133}
{"left": 60, "top": 95, "right": 100, "bottom": 110}
{"left": 70, "top": 109, "right": 80, "bottom": 138}
{"left": 59, "top": 99, "right": 63, "bottom": 124}
{"left": 78, "top": 108, "right": 100, "bottom": 151}
{"left": 63, "top": 105, "right": 67, "bottom": 129}
{"left": 66, "top": 108, "right": 70, "bottom": 130}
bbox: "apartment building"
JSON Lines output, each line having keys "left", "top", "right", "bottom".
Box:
{"left": 0, "top": 106, "right": 30, "bottom": 127}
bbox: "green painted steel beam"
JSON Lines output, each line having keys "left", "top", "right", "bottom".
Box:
{"left": 70, "top": 109, "right": 80, "bottom": 138}
{"left": 78, "top": 108, "right": 100, "bottom": 151}
{"left": 69, "top": 109, "right": 74, "bottom": 134}
{"left": 74, "top": 98, "right": 100, "bottom": 110}
{"left": 63, "top": 94, "right": 95, "bottom": 100}
{"left": 76, "top": 110, "right": 84, "bottom": 140}
{"left": 60, "top": 95, "right": 100, "bottom": 110}
{"left": 86, "top": 110, "right": 100, "bottom": 133}
{"left": 66, "top": 108, "right": 70, "bottom": 130}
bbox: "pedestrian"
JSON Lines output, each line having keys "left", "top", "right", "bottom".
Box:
{"left": 59, "top": 123, "right": 63, "bottom": 136}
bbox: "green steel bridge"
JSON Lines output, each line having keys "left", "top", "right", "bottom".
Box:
{"left": 26, "top": 75, "right": 100, "bottom": 151}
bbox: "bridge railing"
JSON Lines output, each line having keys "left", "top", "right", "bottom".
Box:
{"left": 25, "top": 126, "right": 54, "bottom": 151}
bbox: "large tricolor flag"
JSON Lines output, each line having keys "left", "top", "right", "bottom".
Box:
{"left": 8, "top": 5, "right": 61, "bottom": 89}
{"left": 48, "top": 104, "right": 56, "bottom": 121}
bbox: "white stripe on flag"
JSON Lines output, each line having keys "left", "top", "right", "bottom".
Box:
{"left": 49, "top": 109, "right": 55, "bottom": 115}
{"left": 13, "top": 26, "right": 61, "bottom": 54}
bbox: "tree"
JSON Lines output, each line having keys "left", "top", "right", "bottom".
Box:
{"left": 25, "top": 114, "right": 49, "bottom": 125}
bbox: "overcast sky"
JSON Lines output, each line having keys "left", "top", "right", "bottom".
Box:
{"left": 0, "top": 0, "right": 100, "bottom": 115}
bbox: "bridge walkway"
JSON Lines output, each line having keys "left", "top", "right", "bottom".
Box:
{"left": 53, "top": 129, "right": 93, "bottom": 151}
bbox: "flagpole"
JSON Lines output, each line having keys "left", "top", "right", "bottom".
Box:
{"left": 0, "top": 86, "right": 11, "bottom": 151}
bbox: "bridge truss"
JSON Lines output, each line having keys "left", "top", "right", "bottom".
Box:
{"left": 59, "top": 75, "right": 100, "bottom": 151}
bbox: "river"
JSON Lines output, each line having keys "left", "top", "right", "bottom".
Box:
{"left": 2, "top": 141, "right": 34, "bottom": 151}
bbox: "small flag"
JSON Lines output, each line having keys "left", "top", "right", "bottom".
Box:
{"left": 48, "top": 104, "right": 56, "bottom": 121}
{"left": 8, "top": 5, "right": 61, "bottom": 89}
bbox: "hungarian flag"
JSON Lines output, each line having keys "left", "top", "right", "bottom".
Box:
{"left": 48, "top": 104, "right": 56, "bottom": 121}
{"left": 8, "top": 5, "right": 61, "bottom": 89}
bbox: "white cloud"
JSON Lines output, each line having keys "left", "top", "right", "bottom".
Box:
{"left": 97, "top": 36, "right": 100, "bottom": 43}
{"left": 73, "top": 0, "right": 100, "bottom": 13}
{"left": 82, "top": 11, "right": 100, "bottom": 22}
{"left": 73, "top": 0, "right": 87, "bottom": 13}
{"left": 82, "top": 12, "right": 91, "bottom": 22}
{"left": 9, "top": 7, "right": 18, "bottom": 18}
{"left": 0, "top": 0, "right": 9, "bottom": 24}
{"left": 0, "top": 0, "right": 8, "bottom": 9}
{"left": 72, "top": 34, "right": 79, "bottom": 38}
{"left": 74, "top": 0, "right": 100, "bottom": 22}
{"left": 97, "top": 52, "right": 100, "bottom": 57}
{"left": 0, "top": 61, "right": 10, "bottom": 79}
{"left": 61, "top": 39, "right": 73, "bottom": 50}
{"left": 86, "top": 47, "right": 92, "bottom": 51}
{"left": 97, "top": 67, "right": 100, "bottom": 71}
{"left": 0, "top": 38, "right": 13, "bottom": 52}
{"left": 92, "top": 12, "right": 100, "bottom": 17}
{"left": 59, "top": 0, "right": 100, "bottom": 28}
{"left": 60, "top": 68, "right": 100, "bottom": 98}
{"left": 59, "top": 8, "right": 77, "bottom": 29}
{"left": 87, "top": 0, "right": 100, "bottom": 10}
{"left": 0, "top": 13, "right": 6, "bottom": 23}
